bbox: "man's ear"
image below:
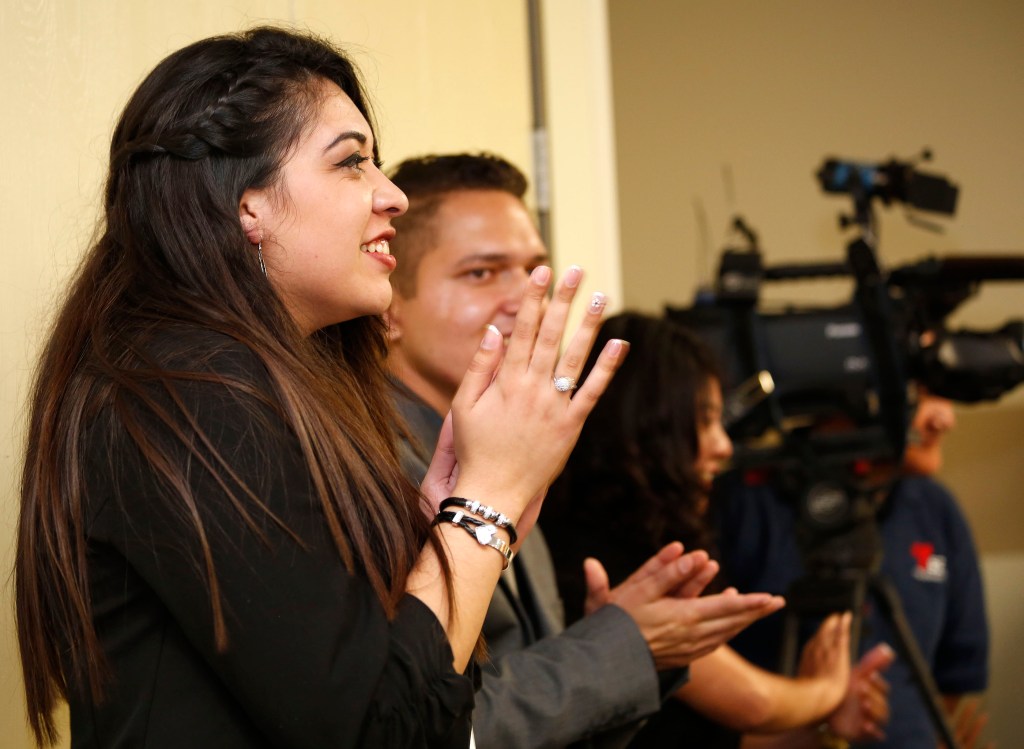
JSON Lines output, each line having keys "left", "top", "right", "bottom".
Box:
{"left": 384, "top": 296, "right": 403, "bottom": 343}
{"left": 238, "top": 188, "right": 266, "bottom": 244}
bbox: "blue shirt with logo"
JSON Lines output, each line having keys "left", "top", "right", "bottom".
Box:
{"left": 715, "top": 474, "right": 989, "bottom": 748}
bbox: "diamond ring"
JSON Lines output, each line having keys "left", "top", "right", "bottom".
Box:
{"left": 553, "top": 376, "right": 577, "bottom": 393}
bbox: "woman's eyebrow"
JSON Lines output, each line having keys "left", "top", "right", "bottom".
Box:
{"left": 322, "top": 130, "right": 367, "bottom": 153}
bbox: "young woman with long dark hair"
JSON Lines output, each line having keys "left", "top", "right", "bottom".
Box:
{"left": 546, "top": 312, "right": 893, "bottom": 749}
{"left": 16, "top": 27, "right": 624, "bottom": 748}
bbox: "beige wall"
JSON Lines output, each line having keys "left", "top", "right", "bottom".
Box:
{"left": 608, "top": 0, "right": 1023, "bottom": 744}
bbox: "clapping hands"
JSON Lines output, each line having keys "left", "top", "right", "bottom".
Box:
{"left": 583, "top": 543, "right": 785, "bottom": 670}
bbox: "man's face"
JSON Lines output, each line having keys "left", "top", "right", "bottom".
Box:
{"left": 388, "top": 189, "right": 549, "bottom": 413}
{"left": 903, "top": 391, "right": 956, "bottom": 476}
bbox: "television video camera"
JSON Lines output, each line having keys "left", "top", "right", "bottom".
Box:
{"left": 669, "top": 152, "right": 1023, "bottom": 506}
{"left": 667, "top": 152, "right": 1024, "bottom": 749}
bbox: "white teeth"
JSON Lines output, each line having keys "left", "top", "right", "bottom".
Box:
{"left": 360, "top": 239, "right": 390, "bottom": 255}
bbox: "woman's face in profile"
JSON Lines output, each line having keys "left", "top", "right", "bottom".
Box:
{"left": 694, "top": 377, "right": 733, "bottom": 504}
{"left": 240, "top": 80, "right": 409, "bottom": 334}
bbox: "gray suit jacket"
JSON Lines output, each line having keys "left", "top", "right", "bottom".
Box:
{"left": 392, "top": 383, "right": 671, "bottom": 748}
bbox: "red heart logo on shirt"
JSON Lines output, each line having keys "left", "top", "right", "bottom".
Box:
{"left": 911, "top": 542, "right": 934, "bottom": 569}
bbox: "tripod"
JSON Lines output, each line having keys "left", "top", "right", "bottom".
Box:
{"left": 778, "top": 505, "right": 963, "bottom": 749}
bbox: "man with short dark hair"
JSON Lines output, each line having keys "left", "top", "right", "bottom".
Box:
{"left": 385, "top": 152, "right": 784, "bottom": 748}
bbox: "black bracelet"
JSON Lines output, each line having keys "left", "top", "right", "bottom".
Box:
{"left": 433, "top": 510, "right": 515, "bottom": 569}
{"left": 439, "top": 497, "right": 518, "bottom": 544}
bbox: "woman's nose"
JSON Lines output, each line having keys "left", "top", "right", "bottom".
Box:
{"left": 373, "top": 169, "right": 409, "bottom": 217}
{"left": 716, "top": 426, "right": 734, "bottom": 459}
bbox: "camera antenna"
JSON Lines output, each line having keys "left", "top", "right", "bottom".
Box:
{"left": 692, "top": 197, "right": 714, "bottom": 295}
{"left": 731, "top": 216, "right": 761, "bottom": 253}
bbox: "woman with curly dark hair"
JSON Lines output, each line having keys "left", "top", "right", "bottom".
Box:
{"left": 546, "top": 312, "right": 892, "bottom": 749}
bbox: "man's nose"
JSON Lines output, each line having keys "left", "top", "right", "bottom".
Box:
{"left": 500, "top": 268, "right": 532, "bottom": 313}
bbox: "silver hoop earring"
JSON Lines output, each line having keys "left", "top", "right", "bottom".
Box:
{"left": 257, "top": 241, "right": 267, "bottom": 277}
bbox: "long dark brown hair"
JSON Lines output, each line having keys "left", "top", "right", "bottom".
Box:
{"left": 16, "top": 27, "right": 444, "bottom": 745}
{"left": 545, "top": 312, "right": 722, "bottom": 622}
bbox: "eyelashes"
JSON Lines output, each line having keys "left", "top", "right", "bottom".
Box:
{"left": 335, "top": 153, "right": 386, "bottom": 172}
{"left": 336, "top": 153, "right": 372, "bottom": 171}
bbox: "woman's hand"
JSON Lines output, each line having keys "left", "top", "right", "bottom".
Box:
{"left": 794, "top": 613, "right": 853, "bottom": 717}
{"left": 825, "top": 642, "right": 895, "bottom": 742}
{"left": 583, "top": 545, "right": 785, "bottom": 669}
{"left": 407, "top": 265, "right": 622, "bottom": 669}
{"left": 420, "top": 411, "right": 459, "bottom": 509}
{"left": 446, "top": 265, "right": 624, "bottom": 524}
{"left": 420, "top": 416, "right": 547, "bottom": 546}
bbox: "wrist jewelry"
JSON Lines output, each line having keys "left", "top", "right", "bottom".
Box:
{"left": 439, "top": 497, "right": 518, "bottom": 544}
{"left": 433, "top": 510, "right": 515, "bottom": 569}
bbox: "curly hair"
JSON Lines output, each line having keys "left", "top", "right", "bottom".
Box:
{"left": 545, "top": 312, "right": 723, "bottom": 622}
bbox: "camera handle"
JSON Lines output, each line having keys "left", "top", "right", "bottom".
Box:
{"left": 779, "top": 568, "right": 962, "bottom": 749}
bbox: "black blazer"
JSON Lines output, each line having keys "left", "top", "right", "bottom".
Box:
{"left": 71, "top": 334, "right": 474, "bottom": 748}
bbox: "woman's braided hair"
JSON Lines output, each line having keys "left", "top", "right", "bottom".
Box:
{"left": 17, "top": 27, "right": 437, "bottom": 746}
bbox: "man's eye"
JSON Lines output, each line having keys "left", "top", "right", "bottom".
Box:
{"left": 465, "top": 268, "right": 494, "bottom": 281}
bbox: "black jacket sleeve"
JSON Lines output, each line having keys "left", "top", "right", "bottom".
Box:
{"left": 83, "top": 341, "right": 474, "bottom": 748}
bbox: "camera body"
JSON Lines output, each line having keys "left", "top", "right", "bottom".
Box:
{"left": 670, "top": 248, "right": 1024, "bottom": 460}
{"left": 668, "top": 155, "right": 1024, "bottom": 558}
{"left": 670, "top": 154, "right": 1023, "bottom": 476}
{"left": 674, "top": 157, "right": 1022, "bottom": 730}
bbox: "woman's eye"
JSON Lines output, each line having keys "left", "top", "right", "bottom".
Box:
{"left": 336, "top": 153, "right": 371, "bottom": 171}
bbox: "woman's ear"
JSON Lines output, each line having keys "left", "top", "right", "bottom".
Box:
{"left": 239, "top": 189, "right": 265, "bottom": 244}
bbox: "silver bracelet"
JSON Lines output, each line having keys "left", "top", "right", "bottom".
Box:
{"left": 439, "top": 497, "right": 518, "bottom": 544}
{"left": 434, "top": 510, "right": 515, "bottom": 569}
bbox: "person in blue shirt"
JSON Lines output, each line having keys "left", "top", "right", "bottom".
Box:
{"left": 717, "top": 389, "right": 990, "bottom": 748}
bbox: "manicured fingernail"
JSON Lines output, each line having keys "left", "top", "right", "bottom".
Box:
{"left": 589, "top": 291, "right": 607, "bottom": 313}
{"left": 481, "top": 324, "right": 502, "bottom": 350}
{"left": 530, "top": 266, "right": 551, "bottom": 285}
{"left": 605, "top": 338, "right": 629, "bottom": 359}
{"left": 564, "top": 265, "right": 583, "bottom": 289}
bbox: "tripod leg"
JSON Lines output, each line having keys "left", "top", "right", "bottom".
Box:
{"left": 869, "top": 575, "right": 961, "bottom": 749}
{"left": 779, "top": 575, "right": 866, "bottom": 675}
